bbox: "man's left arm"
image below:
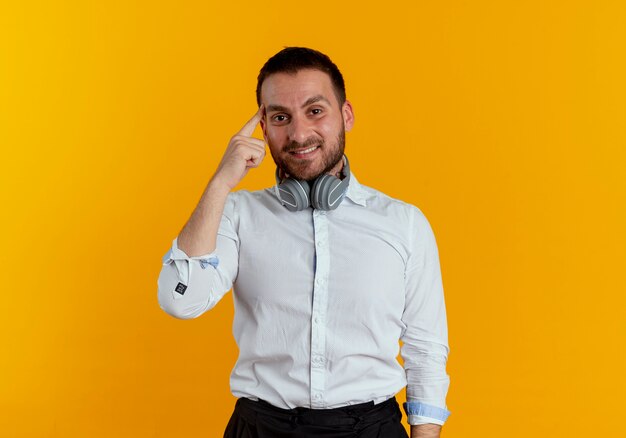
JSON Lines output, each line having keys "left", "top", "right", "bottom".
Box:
{"left": 400, "top": 208, "right": 451, "bottom": 437}
{"left": 411, "top": 424, "right": 441, "bottom": 438}
{"left": 411, "top": 424, "right": 442, "bottom": 438}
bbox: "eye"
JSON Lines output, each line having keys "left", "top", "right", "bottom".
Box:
{"left": 272, "top": 114, "right": 289, "bottom": 123}
{"left": 310, "top": 108, "right": 323, "bottom": 115}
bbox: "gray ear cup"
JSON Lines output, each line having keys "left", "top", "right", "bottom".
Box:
{"left": 310, "top": 155, "right": 350, "bottom": 210}
{"left": 311, "top": 174, "right": 331, "bottom": 210}
{"left": 275, "top": 155, "right": 350, "bottom": 211}
{"left": 275, "top": 168, "right": 311, "bottom": 211}
{"left": 311, "top": 171, "right": 349, "bottom": 211}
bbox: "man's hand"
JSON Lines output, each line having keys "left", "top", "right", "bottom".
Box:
{"left": 411, "top": 424, "right": 442, "bottom": 438}
{"left": 212, "top": 105, "right": 266, "bottom": 191}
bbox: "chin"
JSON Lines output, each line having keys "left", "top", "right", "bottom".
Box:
{"left": 292, "top": 169, "right": 322, "bottom": 182}
{"left": 283, "top": 161, "right": 324, "bottom": 181}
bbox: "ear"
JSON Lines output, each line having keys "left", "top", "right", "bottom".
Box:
{"left": 260, "top": 108, "right": 268, "bottom": 141}
{"left": 342, "top": 100, "right": 355, "bottom": 132}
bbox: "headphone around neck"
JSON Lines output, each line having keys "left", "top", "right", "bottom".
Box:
{"left": 274, "top": 155, "right": 351, "bottom": 212}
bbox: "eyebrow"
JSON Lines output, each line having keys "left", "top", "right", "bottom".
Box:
{"left": 266, "top": 95, "right": 331, "bottom": 113}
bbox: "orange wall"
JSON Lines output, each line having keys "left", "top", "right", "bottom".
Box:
{"left": 1, "top": 1, "right": 625, "bottom": 436}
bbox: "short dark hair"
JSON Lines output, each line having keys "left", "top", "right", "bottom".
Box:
{"left": 256, "top": 47, "right": 346, "bottom": 107}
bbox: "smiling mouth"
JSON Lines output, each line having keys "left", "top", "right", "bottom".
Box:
{"left": 289, "top": 146, "right": 320, "bottom": 156}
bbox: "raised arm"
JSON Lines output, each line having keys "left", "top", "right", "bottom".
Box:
{"left": 157, "top": 106, "right": 267, "bottom": 319}
{"left": 178, "top": 105, "right": 266, "bottom": 256}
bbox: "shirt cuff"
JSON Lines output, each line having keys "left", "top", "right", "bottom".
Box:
{"left": 403, "top": 402, "right": 451, "bottom": 426}
{"left": 162, "top": 237, "right": 220, "bottom": 287}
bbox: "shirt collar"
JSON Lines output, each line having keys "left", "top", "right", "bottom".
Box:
{"left": 344, "top": 171, "right": 368, "bottom": 207}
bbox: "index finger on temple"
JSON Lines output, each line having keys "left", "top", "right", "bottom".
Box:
{"left": 238, "top": 105, "right": 264, "bottom": 137}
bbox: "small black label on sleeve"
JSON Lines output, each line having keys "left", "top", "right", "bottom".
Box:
{"left": 174, "top": 282, "right": 188, "bottom": 295}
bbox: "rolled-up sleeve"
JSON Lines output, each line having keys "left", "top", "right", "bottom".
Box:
{"left": 157, "top": 193, "right": 239, "bottom": 320}
{"left": 400, "top": 207, "right": 451, "bottom": 426}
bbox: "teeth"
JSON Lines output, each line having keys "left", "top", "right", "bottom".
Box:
{"left": 294, "top": 146, "right": 318, "bottom": 154}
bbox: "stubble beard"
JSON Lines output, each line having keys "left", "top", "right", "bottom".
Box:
{"left": 272, "top": 128, "right": 346, "bottom": 183}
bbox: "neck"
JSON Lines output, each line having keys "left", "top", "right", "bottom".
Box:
{"left": 328, "top": 157, "right": 346, "bottom": 179}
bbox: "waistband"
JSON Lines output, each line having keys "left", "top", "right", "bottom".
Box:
{"left": 236, "top": 396, "right": 400, "bottom": 428}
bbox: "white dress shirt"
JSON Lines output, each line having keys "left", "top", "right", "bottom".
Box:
{"left": 157, "top": 171, "right": 451, "bottom": 425}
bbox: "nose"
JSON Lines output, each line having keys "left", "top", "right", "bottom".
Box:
{"left": 287, "top": 114, "right": 312, "bottom": 144}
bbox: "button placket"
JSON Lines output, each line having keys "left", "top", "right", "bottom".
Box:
{"left": 310, "top": 209, "right": 330, "bottom": 407}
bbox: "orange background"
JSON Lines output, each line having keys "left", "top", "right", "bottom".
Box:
{"left": 1, "top": 1, "right": 625, "bottom": 436}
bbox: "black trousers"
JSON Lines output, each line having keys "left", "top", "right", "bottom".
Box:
{"left": 223, "top": 396, "right": 409, "bottom": 438}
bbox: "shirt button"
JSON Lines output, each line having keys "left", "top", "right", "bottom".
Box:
{"left": 314, "top": 393, "right": 322, "bottom": 400}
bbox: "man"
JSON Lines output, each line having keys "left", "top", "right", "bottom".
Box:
{"left": 157, "top": 47, "right": 451, "bottom": 437}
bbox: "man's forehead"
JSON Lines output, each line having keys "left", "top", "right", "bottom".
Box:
{"left": 261, "top": 69, "right": 337, "bottom": 106}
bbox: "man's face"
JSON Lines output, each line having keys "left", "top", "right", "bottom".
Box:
{"left": 260, "top": 69, "right": 354, "bottom": 182}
